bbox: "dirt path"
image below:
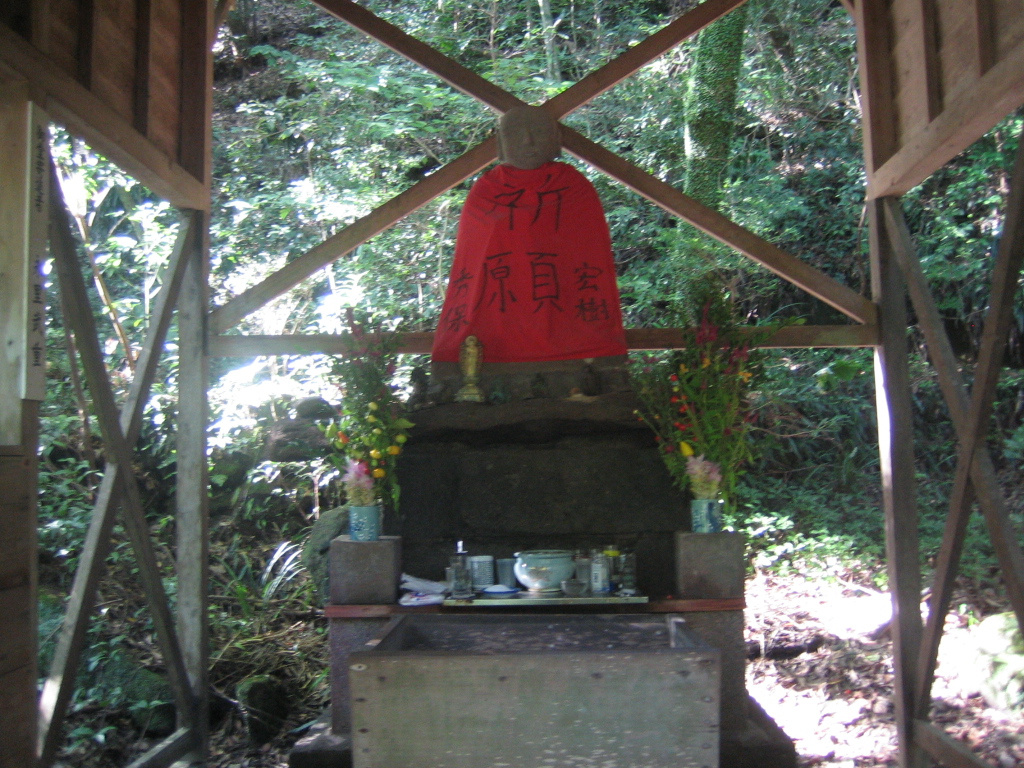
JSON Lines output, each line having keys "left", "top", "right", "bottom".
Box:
{"left": 745, "top": 571, "right": 1024, "bottom": 767}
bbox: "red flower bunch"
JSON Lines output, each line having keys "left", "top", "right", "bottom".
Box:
{"left": 632, "top": 279, "right": 770, "bottom": 511}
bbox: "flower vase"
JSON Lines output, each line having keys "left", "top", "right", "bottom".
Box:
{"left": 349, "top": 505, "right": 381, "bottom": 542}
{"left": 690, "top": 498, "right": 722, "bottom": 533}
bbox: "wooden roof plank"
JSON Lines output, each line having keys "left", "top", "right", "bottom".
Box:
{"left": 973, "top": 0, "right": 996, "bottom": 75}
{"left": 868, "top": 36, "right": 1024, "bottom": 198}
{"left": 916, "top": 0, "right": 942, "bottom": 119}
{"left": 0, "top": 22, "right": 208, "bottom": 210}
{"left": 133, "top": 0, "right": 153, "bottom": 134}
{"left": 177, "top": 0, "right": 211, "bottom": 184}
{"left": 76, "top": 0, "right": 95, "bottom": 87}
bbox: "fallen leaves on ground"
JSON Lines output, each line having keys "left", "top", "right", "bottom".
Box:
{"left": 746, "top": 570, "right": 1024, "bottom": 767}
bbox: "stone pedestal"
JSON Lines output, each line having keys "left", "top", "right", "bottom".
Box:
{"left": 675, "top": 531, "right": 745, "bottom": 599}
{"left": 329, "top": 535, "right": 402, "bottom": 605}
{"left": 675, "top": 532, "right": 749, "bottom": 740}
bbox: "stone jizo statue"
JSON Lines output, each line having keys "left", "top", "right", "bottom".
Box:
{"left": 497, "top": 105, "right": 561, "bottom": 170}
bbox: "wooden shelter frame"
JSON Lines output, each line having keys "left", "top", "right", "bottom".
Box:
{"left": 1, "top": 0, "right": 1024, "bottom": 766}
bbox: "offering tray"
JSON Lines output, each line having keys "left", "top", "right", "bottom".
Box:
{"left": 443, "top": 593, "right": 648, "bottom": 607}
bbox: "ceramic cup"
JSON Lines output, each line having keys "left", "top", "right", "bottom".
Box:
{"left": 469, "top": 555, "right": 495, "bottom": 589}
{"left": 496, "top": 558, "right": 517, "bottom": 588}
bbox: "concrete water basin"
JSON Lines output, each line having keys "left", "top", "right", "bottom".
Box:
{"left": 348, "top": 613, "right": 720, "bottom": 768}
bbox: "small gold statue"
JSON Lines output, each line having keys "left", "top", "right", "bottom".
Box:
{"left": 455, "top": 335, "right": 485, "bottom": 403}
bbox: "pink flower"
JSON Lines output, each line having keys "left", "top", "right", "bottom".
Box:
{"left": 686, "top": 455, "right": 722, "bottom": 499}
{"left": 342, "top": 459, "right": 374, "bottom": 491}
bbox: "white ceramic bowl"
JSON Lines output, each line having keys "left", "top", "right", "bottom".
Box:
{"left": 514, "top": 550, "right": 576, "bottom": 592}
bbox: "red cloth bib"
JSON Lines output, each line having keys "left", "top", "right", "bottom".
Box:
{"left": 432, "top": 162, "right": 627, "bottom": 363}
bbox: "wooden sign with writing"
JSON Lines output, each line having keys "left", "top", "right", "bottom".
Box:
{"left": 24, "top": 104, "right": 48, "bottom": 402}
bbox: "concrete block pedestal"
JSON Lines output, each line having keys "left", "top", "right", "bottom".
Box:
{"left": 675, "top": 531, "right": 795, "bottom": 767}
{"left": 326, "top": 535, "right": 402, "bottom": 739}
{"left": 329, "top": 535, "right": 402, "bottom": 605}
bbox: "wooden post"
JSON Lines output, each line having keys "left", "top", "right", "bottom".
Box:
{"left": 175, "top": 215, "right": 210, "bottom": 756}
{"left": 867, "top": 198, "right": 923, "bottom": 768}
{"left": 176, "top": 0, "right": 214, "bottom": 758}
{"left": 0, "top": 81, "right": 47, "bottom": 768}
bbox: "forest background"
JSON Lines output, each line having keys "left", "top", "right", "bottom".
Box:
{"left": 36, "top": 0, "right": 1024, "bottom": 762}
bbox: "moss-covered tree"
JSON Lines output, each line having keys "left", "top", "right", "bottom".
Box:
{"left": 683, "top": 5, "right": 748, "bottom": 210}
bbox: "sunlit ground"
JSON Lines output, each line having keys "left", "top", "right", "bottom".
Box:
{"left": 746, "top": 571, "right": 1024, "bottom": 768}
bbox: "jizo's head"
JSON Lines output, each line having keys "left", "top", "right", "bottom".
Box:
{"left": 497, "top": 106, "right": 561, "bottom": 169}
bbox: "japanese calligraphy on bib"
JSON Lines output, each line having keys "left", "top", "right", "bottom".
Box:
{"left": 432, "top": 161, "right": 627, "bottom": 363}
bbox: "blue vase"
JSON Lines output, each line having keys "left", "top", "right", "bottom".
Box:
{"left": 690, "top": 499, "right": 722, "bottom": 533}
{"left": 349, "top": 505, "right": 381, "bottom": 542}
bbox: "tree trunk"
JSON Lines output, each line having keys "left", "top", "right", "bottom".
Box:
{"left": 538, "top": 0, "right": 562, "bottom": 83}
{"left": 683, "top": 5, "right": 748, "bottom": 211}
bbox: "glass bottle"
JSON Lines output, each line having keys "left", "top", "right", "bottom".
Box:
{"left": 590, "top": 548, "right": 610, "bottom": 593}
{"left": 603, "top": 544, "right": 621, "bottom": 590}
{"left": 617, "top": 550, "right": 638, "bottom": 596}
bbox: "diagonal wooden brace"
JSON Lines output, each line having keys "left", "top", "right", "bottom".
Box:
{"left": 562, "top": 128, "right": 877, "bottom": 324}
{"left": 41, "top": 174, "right": 197, "bottom": 764}
{"left": 211, "top": 0, "right": 872, "bottom": 330}
{"left": 882, "top": 134, "right": 1024, "bottom": 717}
{"left": 38, "top": 210, "right": 196, "bottom": 766}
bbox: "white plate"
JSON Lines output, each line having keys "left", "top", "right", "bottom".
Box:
{"left": 482, "top": 584, "right": 519, "bottom": 594}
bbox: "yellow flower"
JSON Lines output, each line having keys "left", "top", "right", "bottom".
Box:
{"left": 372, "top": 468, "right": 386, "bottom": 479}
{"left": 702, "top": 356, "right": 711, "bottom": 368}
{"left": 739, "top": 370, "right": 752, "bottom": 382}
{"left": 679, "top": 441, "right": 694, "bottom": 457}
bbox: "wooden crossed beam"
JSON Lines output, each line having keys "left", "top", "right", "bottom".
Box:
{"left": 39, "top": 182, "right": 201, "bottom": 767}
{"left": 883, "top": 140, "right": 1024, "bottom": 768}
{"left": 208, "top": 0, "right": 876, "bottom": 335}
{"left": 885, "top": 143, "right": 1024, "bottom": 687}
